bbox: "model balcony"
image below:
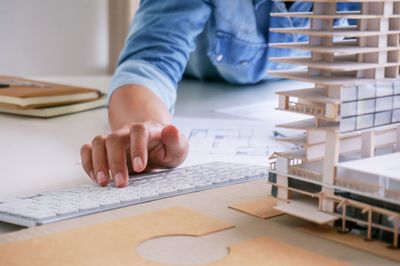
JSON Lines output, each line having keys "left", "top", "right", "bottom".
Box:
{"left": 288, "top": 165, "right": 322, "bottom": 182}
{"left": 335, "top": 177, "right": 381, "bottom": 196}
{"left": 269, "top": 150, "right": 324, "bottom": 182}
{"left": 288, "top": 101, "right": 325, "bottom": 116}
{"left": 277, "top": 87, "right": 340, "bottom": 121}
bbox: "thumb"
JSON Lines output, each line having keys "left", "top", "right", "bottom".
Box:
{"left": 160, "top": 124, "right": 189, "bottom": 165}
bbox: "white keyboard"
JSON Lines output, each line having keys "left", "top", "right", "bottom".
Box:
{"left": 0, "top": 162, "right": 267, "bottom": 227}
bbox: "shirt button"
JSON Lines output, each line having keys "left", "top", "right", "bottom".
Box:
{"left": 216, "top": 54, "right": 224, "bottom": 62}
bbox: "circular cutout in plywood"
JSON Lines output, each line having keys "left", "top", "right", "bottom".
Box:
{"left": 137, "top": 235, "right": 229, "bottom": 265}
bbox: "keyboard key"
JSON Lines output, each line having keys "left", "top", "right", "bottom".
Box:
{"left": 176, "top": 184, "right": 195, "bottom": 193}
{"left": 158, "top": 187, "right": 178, "bottom": 197}
{"left": 55, "top": 208, "right": 78, "bottom": 216}
{"left": 27, "top": 211, "right": 57, "bottom": 220}
{"left": 99, "top": 198, "right": 121, "bottom": 207}
{"left": 195, "top": 181, "right": 213, "bottom": 190}
{"left": 140, "top": 191, "right": 160, "bottom": 201}
{"left": 78, "top": 202, "right": 100, "bottom": 211}
{"left": 119, "top": 194, "right": 140, "bottom": 203}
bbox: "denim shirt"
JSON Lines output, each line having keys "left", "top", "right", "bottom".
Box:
{"left": 110, "top": 0, "right": 357, "bottom": 112}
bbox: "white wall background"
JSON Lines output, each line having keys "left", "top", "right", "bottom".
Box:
{"left": 0, "top": 0, "right": 109, "bottom": 76}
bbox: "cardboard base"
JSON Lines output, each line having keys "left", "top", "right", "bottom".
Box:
{"left": 213, "top": 237, "right": 346, "bottom": 266}
{"left": 229, "top": 197, "right": 285, "bottom": 219}
{"left": 0, "top": 207, "right": 346, "bottom": 266}
{"left": 0, "top": 207, "right": 232, "bottom": 266}
{"left": 298, "top": 223, "right": 400, "bottom": 263}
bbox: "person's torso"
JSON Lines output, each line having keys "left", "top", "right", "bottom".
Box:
{"left": 185, "top": 0, "right": 349, "bottom": 84}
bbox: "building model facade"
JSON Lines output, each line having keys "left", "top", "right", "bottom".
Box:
{"left": 268, "top": 0, "right": 400, "bottom": 248}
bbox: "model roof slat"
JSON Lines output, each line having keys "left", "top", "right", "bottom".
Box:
{"left": 270, "top": 11, "right": 400, "bottom": 19}
{"left": 275, "top": 135, "right": 308, "bottom": 146}
{"left": 275, "top": 107, "right": 339, "bottom": 122}
{"left": 273, "top": 148, "right": 309, "bottom": 161}
{"left": 269, "top": 57, "right": 400, "bottom": 72}
{"left": 270, "top": 27, "right": 400, "bottom": 37}
{"left": 273, "top": 0, "right": 400, "bottom": 2}
{"left": 276, "top": 118, "right": 339, "bottom": 131}
{"left": 268, "top": 70, "right": 397, "bottom": 86}
{"left": 269, "top": 41, "right": 400, "bottom": 55}
{"left": 276, "top": 87, "right": 341, "bottom": 104}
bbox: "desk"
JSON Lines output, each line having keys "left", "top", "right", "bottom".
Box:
{"left": 0, "top": 76, "right": 396, "bottom": 265}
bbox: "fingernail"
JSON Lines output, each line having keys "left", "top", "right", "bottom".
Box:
{"left": 97, "top": 171, "right": 107, "bottom": 185}
{"left": 114, "top": 173, "right": 125, "bottom": 187}
{"left": 134, "top": 157, "right": 143, "bottom": 172}
{"left": 89, "top": 171, "right": 96, "bottom": 182}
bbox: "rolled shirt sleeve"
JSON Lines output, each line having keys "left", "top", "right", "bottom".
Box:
{"left": 109, "top": 0, "right": 212, "bottom": 112}
{"left": 109, "top": 59, "right": 177, "bottom": 113}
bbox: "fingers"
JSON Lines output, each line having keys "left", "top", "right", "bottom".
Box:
{"left": 81, "top": 122, "right": 187, "bottom": 189}
{"left": 91, "top": 135, "right": 110, "bottom": 186}
{"left": 82, "top": 131, "right": 130, "bottom": 188}
{"left": 160, "top": 125, "right": 189, "bottom": 167}
{"left": 105, "top": 132, "right": 130, "bottom": 188}
{"left": 129, "top": 124, "right": 150, "bottom": 173}
{"left": 80, "top": 144, "right": 95, "bottom": 182}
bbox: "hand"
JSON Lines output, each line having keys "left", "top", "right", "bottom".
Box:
{"left": 80, "top": 122, "right": 189, "bottom": 188}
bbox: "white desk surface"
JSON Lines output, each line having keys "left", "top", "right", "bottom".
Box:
{"left": 0, "top": 76, "right": 397, "bottom": 265}
{"left": 0, "top": 76, "right": 304, "bottom": 201}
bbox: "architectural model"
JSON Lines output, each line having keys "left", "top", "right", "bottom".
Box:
{"left": 267, "top": 0, "right": 400, "bottom": 248}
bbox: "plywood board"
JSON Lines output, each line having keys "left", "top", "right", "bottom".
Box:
{"left": 140, "top": 236, "right": 347, "bottom": 266}
{"left": 298, "top": 223, "right": 400, "bottom": 263}
{"left": 0, "top": 207, "right": 233, "bottom": 266}
{"left": 0, "top": 206, "right": 347, "bottom": 266}
{"left": 211, "top": 237, "right": 346, "bottom": 266}
{"left": 229, "top": 197, "right": 285, "bottom": 219}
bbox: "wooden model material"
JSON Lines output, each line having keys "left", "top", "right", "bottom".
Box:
{"left": 298, "top": 222, "right": 400, "bottom": 262}
{"left": 229, "top": 197, "right": 285, "bottom": 219}
{"left": 268, "top": 0, "right": 400, "bottom": 249}
{"left": 0, "top": 207, "right": 346, "bottom": 266}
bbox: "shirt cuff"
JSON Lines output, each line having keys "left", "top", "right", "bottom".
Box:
{"left": 109, "top": 59, "right": 177, "bottom": 113}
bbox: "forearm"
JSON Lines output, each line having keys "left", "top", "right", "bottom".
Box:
{"left": 108, "top": 85, "right": 171, "bottom": 131}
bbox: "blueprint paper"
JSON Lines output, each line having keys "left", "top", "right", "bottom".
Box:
{"left": 214, "top": 102, "right": 307, "bottom": 123}
{"left": 172, "top": 117, "right": 293, "bottom": 166}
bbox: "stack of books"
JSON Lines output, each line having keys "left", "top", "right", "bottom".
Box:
{"left": 0, "top": 76, "right": 106, "bottom": 118}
